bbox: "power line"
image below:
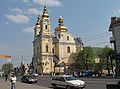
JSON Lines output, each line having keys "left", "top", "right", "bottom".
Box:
{"left": 88, "top": 41, "right": 110, "bottom": 47}
{"left": 84, "top": 31, "right": 108, "bottom": 40}
{"left": 83, "top": 31, "right": 111, "bottom": 42}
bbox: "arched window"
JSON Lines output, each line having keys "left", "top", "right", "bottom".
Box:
{"left": 58, "top": 34, "right": 60, "bottom": 38}
{"left": 45, "top": 45, "right": 48, "bottom": 52}
{"left": 67, "top": 46, "right": 70, "bottom": 53}
{"left": 67, "top": 36, "right": 69, "bottom": 40}
{"left": 52, "top": 48, "right": 54, "bottom": 54}
{"left": 45, "top": 25, "right": 47, "bottom": 29}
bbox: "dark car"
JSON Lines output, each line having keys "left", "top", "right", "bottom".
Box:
{"left": 83, "top": 70, "right": 93, "bottom": 77}
{"left": 21, "top": 75, "right": 38, "bottom": 83}
{"left": 106, "top": 80, "right": 120, "bottom": 89}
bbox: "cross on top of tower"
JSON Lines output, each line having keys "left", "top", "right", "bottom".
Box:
{"left": 42, "top": 0, "right": 49, "bottom": 18}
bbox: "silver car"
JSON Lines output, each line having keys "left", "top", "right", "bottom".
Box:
{"left": 51, "top": 75, "right": 86, "bottom": 89}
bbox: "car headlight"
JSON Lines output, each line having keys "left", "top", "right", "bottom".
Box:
{"left": 29, "top": 79, "right": 33, "bottom": 81}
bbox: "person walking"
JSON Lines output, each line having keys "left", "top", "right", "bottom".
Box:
{"left": 5, "top": 73, "right": 8, "bottom": 81}
{"left": 10, "top": 73, "right": 17, "bottom": 89}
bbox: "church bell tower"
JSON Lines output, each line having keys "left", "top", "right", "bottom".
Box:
{"left": 38, "top": 2, "right": 53, "bottom": 74}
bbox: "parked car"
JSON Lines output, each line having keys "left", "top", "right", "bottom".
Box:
{"left": 83, "top": 70, "right": 93, "bottom": 77}
{"left": 106, "top": 80, "right": 120, "bottom": 89}
{"left": 51, "top": 75, "right": 86, "bottom": 89}
{"left": 29, "top": 73, "right": 39, "bottom": 77}
{"left": 21, "top": 75, "right": 38, "bottom": 83}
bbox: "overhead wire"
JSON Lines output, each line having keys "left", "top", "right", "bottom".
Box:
{"left": 83, "top": 31, "right": 111, "bottom": 42}
{"left": 83, "top": 31, "right": 112, "bottom": 47}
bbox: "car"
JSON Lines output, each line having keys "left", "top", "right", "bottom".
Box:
{"left": 29, "top": 73, "right": 39, "bottom": 77}
{"left": 51, "top": 75, "right": 86, "bottom": 89}
{"left": 21, "top": 75, "right": 38, "bottom": 83}
{"left": 106, "top": 80, "right": 120, "bottom": 89}
{"left": 82, "top": 70, "right": 93, "bottom": 77}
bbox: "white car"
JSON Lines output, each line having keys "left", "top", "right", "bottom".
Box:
{"left": 51, "top": 75, "right": 86, "bottom": 89}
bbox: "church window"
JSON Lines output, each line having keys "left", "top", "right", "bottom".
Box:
{"left": 67, "top": 46, "right": 70, "bottom": 53}
{"left": 45, "top": 25, "right": 47, "bottom": 29}
{"left": 52, "top": 48, "right": 54, "bottom": 54}
{"left": 67, "top": 36, "right": 69, "bottom": 40}
{"left": 58, "top": 34, "right": 60, "bottom": 38}
{"left": 45, "top": 45, "right": 48, "bottom": 52}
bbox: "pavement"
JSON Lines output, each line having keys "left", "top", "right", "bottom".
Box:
{"left": 0, "top": 78, "right": 50, "bottom": 89}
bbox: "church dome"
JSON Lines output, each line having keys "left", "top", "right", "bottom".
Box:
{"left": 55, "top": 16, "right": 67, "bottom": 32}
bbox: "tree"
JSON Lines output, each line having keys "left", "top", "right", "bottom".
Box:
{"left": 101, "top": 46, "right": 112, "bottom": 75}
{"left": 75, "top": 47, "right": 95, "bottom": 71}
{"left": 2, "top": 63, "right": 13, "bottom": 74}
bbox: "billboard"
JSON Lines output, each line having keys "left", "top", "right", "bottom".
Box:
{"left": 0, "top": 55, "right": 11, "bottom": 58}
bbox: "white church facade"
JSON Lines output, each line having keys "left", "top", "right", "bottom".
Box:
{"left": 32, "top": 4, "right": 83, "bottom": 74}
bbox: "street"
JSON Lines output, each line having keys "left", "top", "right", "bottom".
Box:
{"left": 0, "top": 78, "right": 49, "bottom": 89}
{"left": 35, "top": 75, "right": 120, "bottom": 89}
{"left": 1, "top": 75, "right": 119, "bottom": 89}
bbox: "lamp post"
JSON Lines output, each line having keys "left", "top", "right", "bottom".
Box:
{"left": 99, "top": 55, "right": 102, "bottom": 76}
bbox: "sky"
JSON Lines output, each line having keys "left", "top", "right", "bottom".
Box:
{"left": 0, "top": 0, "right": 120, "bottom": 67}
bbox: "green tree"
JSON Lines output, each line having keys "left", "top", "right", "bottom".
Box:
{"left": 101, "top": 46, "right": 111, "bottom": 75}
{"left": 2, "top": 63, "right": 13, "bottom": 74}
{"left": 75, "top": 47, "right": 95, "bottom": 70}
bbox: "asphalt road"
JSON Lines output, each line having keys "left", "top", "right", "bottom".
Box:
{"left": 35, "top": 75, "right": 120, "bottom": 89}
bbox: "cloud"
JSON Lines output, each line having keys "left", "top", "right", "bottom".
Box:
{"left": 5, "top": 14, "right": 30, "bottom": 24}
{"left": 21, "top": 26, "right": 34, "bottom": 33}
{"left": 22, "top": 0, "right": 30, "bottom": 3}
{"left": 5, "top": 22, "right": 9, "bottom": 24}
{"left": 114, "top": 9, "right": 120, "bottom": 14}
{"left": 32, "top": 0, "right": 62, "bottom": 7}
{"left": 8, "top": 8, "right": 23, "bottom": 14}
{"left": 25, "top": 8, "right": 40, "bottom": 15}
{"left": 118, "top": 9, "right": 120, "bottom": 13}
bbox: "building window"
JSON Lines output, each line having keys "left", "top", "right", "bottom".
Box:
{"left": 45, "top": 25, "right": 47, "bottom": 29}
{"left": 52, "top": 48, "right": 54, "bottom": 54}
{"left": 67, "top": 36, "right": 69, "bottom": 40}
{"left": 67, "top": 46, "right": 70, "bottom": 53}
{"left": 58, "top": 34, "right": 60, "bottom": 38}
{"left": 45, "top": 45, "right": 48, "bottom": 52}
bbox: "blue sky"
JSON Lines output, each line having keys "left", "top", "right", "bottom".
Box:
{"left": 0, "top": 0, "right": 120, "bottom": 67}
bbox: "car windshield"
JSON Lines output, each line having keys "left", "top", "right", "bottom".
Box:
{"left": 65, "top": 76, "right": 77, "bottom": 81}
{"left": 28, "top": 75, "right": 35, "bottom": 79}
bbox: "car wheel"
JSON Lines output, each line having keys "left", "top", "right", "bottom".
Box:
{"left": 53, "top": 84, "right": 57, "bottom": 89}
{"left": 27, "top": 80, "right": 29, "bottom": 84}
{"left": 66, "top": 85, "right": 71, "bottom": 89}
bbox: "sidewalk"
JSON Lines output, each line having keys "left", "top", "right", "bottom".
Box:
{"left": 0, "top": 79, "right": 50, "bottom": 89}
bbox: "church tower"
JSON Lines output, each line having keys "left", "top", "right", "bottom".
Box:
{"left": 38, "top": 3, "right": 53, "bottom": 74}
{"left": 32, "top": 13, "right": 41, "bottom": 74}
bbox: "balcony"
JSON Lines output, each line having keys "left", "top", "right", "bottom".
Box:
{"left": 110, "top": 37, "right": 115, "bottom": 43}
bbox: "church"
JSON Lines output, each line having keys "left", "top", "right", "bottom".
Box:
{"left": 32, "top": 4, "right": 83, "bottom": 74}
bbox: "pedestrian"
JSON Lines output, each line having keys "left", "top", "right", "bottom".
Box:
{"left": 5, "top": 73, "right": 8, "bottom": 81}
{"left": 9, "top": 73, "right": 17, "bottom": 89}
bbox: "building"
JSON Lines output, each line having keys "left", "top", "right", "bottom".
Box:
{"left": 109, "top": 17, "right": 120, "bottom": 77}
{"left": 32, "top": 4, "right": 83, "bottom": 74}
